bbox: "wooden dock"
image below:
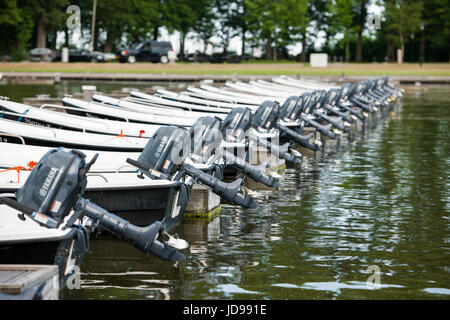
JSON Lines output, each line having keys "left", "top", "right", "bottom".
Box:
{"left": 0, "top": 265, "right": 59, "bottom": 300}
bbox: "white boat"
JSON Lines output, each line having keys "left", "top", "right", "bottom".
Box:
{"left": 130, "top": 90, "right": 234, "bottom": 113}
{"left": 184, "top": 86, "right": 259, "bottom": 105}
{"left": 0, "top": 117, "right": 147, "bottom": 151}
{"left": 0, "top": 142, "right": 139, "bottom": 173}
{"left": 272, "top": 76, "right": 339, "bottom": 90}
{"left": 250, "top": 80, "right": 310, "bottom": 94}
{"left": 190, "top": 85, "right": 270, "bottom": 105}
{"left": 0, "top": 203, "right": 90, "bottom": 288}
{"left": 224, "top": 81, "right": 290, "bottom": 100}
{"left": 62, "top": 97, "right": 195, "bottom": 127}
{"left": 135, "top": 89, "right": 243, "bottom": 112}
{"left": 92, "top": 94, "right": 227, "bottom": 120}
{"left": 0, "top": 99, "right": 160, "bottom": 138}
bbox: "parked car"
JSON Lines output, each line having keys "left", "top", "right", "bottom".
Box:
{"left": 27, "top": 48, "right": 57, "bottom": 62}
{"left": 117, "top": 41, "right": 173, "bottom": 63}
{"left": 53, "top": 49, "right": 106, "bottom": 62}
{"left": 184, "top": 52, "right": 210, "bottom": 63}
{"left": 209, "top": 52, "right": 243, "bottom": 64}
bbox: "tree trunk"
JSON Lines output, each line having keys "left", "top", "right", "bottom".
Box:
{"left": 93, "top": 24, "right": 99, "bottom": 51}
{"left": 265, "top": 36, "right": 273, "bottom": 60}
{"left": 153, "top": 26, "right": 159, "bottom": 40}
{"left": 241, "top": 27, "right": 246, "bottom": 57}
{"left": 356, "top": 30, "right": 363, "bottom": 62}
{"left": 203, "top": 38, "right": 208, "bottom": 55}
{"left": 398, "top": 22, "right": 404, "bottom": 63}
{"left": 355, "top": 0, "right": 368, "bottom": 62}
{"left": 64, "top": 29, "right": 70, "bottom": 48}
{"left": 345, "top": 36, "right": 350, "bottom": 62}
{"left": 104, "top": 31, "right": 113, "bottom": 53}
{"left": 36, "top": 10, "right": 47, "bottom": 48}
{"left": 273, "top": 44, "right": 277, "bottom": 61}
{"left": 179, "top": 31, "right": 186, "bottom": 60}
{"left": 241, "top": 2, "right": 247, "bottom": 57}
{"left": 50, "top": 29, "right": 57, "bottom": 50}
{"left": 399, "top": 34, "right": 404, "bottom": 63}
{"left": 386, "top": 39, "right": 394, "bottom": 62}
{"left": 300, "top": 32, "right": 307, "bottom": 62}
{"left": 419, "top": 29, "right": 425, "bottom": 65}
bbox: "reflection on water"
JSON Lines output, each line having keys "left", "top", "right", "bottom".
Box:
{"left": 1, "top": 82, "right": 447, "bottom": 300}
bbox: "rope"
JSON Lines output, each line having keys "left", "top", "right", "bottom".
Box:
{"left": 0, "top": 161, "right": 37, "bottom": 183}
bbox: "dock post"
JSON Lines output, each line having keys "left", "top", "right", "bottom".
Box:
{"left": 184, "top": 184, "right": 221, "bottom": 221}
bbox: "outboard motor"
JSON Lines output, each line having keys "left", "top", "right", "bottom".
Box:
{"left": 335, "top": 83, "right": 367, "bottom": 121}
{"left": 220, "top": 108, "right": 301, "bottom": 164}
{"left": 189, "top": 116, "right": 279, "bottom": 187}
{"left": 310, "top": 90, "right": 351, "bottom": 132}
{"left": 348, "top": 81, "right": 376, "bottom": 113}
{"left": 280, "top": 94, "right": 339, "bottom": 139}
{"left": 220, "top": 107, "right": 253, "bottom": 143}
{"left": 126, "top": 126, "right": 257, "bottom": 208}
{"left": 253, "top": 100, "right": 319, "bottom": 151}
{"left": 321, "top": 89, "right": 354, "bottom": 123}
{"left": 0, "top": 148, "right": 186, "bottom": 261}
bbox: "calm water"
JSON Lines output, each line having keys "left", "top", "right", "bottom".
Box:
{"left": 1, "top": 82, "right": 449, "bottom": 299}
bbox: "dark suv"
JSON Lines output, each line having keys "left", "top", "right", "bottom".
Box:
{"left": 117, "top": 41, "right": 173, "bottom": 63}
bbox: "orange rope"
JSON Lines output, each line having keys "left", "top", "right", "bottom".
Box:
{"left": 0, "top": 161, "right": 37, "bottom": 183}
{"left": 0, "top": 166, "right": 27, "bottom": 183}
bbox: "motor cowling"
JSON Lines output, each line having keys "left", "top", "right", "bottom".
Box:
{"left": 279, "top": 96, "right": 301, "bottom": 122}
{"left": 137, "top": 126, "right": 190, "bottom": 180}
{"left": 220, "top": 107, "right": 252, "bottom": 142}
{"left": 251, "top": 101, "right": 280, "bottom": 132}
{"left": 14, "top": 148, "right": 91, "bottom": 228}
{"left": 188, "top": 116, "right": 223, "bottom": 164}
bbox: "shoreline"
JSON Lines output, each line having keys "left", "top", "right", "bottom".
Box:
{"left": 1, "top": 71, "right": 449, "bottom": 85}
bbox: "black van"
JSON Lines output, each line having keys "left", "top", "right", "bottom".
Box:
{"left": 117, "top": 41, "right": 173, "bottom": 63}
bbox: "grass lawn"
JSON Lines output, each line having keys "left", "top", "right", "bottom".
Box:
{"left": 0, "top": 62, "right": 449, "bottom": 76}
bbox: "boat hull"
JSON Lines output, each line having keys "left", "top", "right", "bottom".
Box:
{"left": 0, "top": 227, "right": 88, "bottom": 289}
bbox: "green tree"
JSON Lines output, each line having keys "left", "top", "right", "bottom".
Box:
{"left": 245, "top": 0, "right": 308, "bottom": 61}
{"left": 353, "top": 0, "right": 370, "bottom": 62}
{"left": 165, "top": 0, "right": 210, "bottom": 59}
{"left": 385, "top": 0, "right": 423, "bottom": 62}
{"left": 421, "top": 0, "right": 450, "bottom": 62}
{"left": 192, "top": 0, "right": 216, "bottom": 54}
{"left": 327, "top": 0, "right": 356, "bottom": 62}
{"left": 0, "top": 0, "right": 28, "bottom": 57}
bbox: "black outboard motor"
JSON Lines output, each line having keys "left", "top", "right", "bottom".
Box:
{"left": 253, "top": 100, "right": 319, "bottom": 151}
{"left": 220, "top": 107, "right": 301, "bottom": 164}
{"left": 280, "top": 94, "right": 338, "bottom": 139}
{"left": 220, "top": 107, "right": 253, "bottom": 143}
{"left": 335, "top": 83, "right": 367, "bottom": 121}
{"left": 126, "top": 126, "right": 257, "bottom": 208}
{"left": 320, "top": 89, "right": 354, "bottom": 123}
{"left": 0, "top": 148, "right": 185, "bottom": 261}
{"left": 348, "top": 81, "right": 376, "bottom": 113}
{"left": 189, "top": 116, "right": 279, "bottom": 187}
{"left": 310, "top": 90, "right": 351, "bottom": 132}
